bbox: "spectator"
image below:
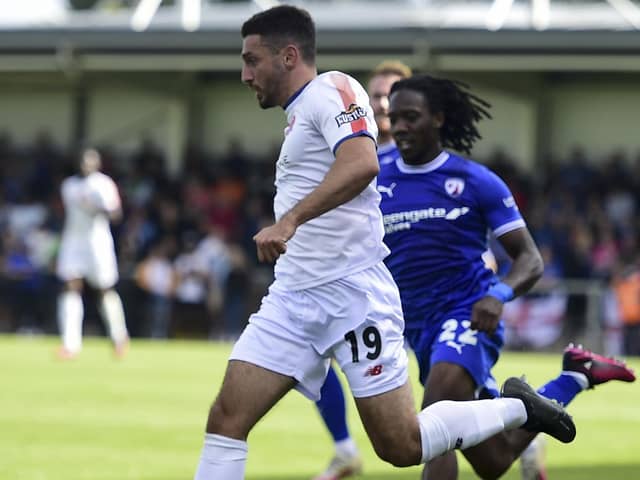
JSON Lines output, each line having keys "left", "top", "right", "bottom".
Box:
{"left": 134, "top": 236, "right": 176, "bottom": 338}
{"left": 611, "top": 259, "right": 640, "bottom": 356}
{"left": 0, "top": 232, "right": 42, "bottom": 332}
{"left": 174, "top": 231, "right": 212, "bottom": 338}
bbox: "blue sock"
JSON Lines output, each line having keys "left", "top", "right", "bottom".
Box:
{"left": 316, "top": 366, "right": 349, "bottom": 442}
{"left": 537, "top": 373, "right": 585, "bottom": 407}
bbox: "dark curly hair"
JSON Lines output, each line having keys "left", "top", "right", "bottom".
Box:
{"left": 390, "top": 74, "right": 491, "bottom": 154}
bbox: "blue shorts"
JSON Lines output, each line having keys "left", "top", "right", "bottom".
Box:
{"left": 405, "top": 305, "right": 504, "bottom": 398}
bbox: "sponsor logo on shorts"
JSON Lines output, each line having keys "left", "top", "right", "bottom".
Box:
{"left": 335, "top": 103, "right": 367, "bottom": 127}
{"left": 365, "top": 365, "right": 383, "bottom": 377}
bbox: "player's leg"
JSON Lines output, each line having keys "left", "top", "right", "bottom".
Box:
{"left": 464, "top": 342, "right": 635, "bottom": 480}
{"left": 57, "top": 278, "right": 84, "bottom": 358}
{"left": 56, "top": 238, "right": 87, "bottom": 358}
{"left": 331, "top": 264, "right": 574, "bottom": 470}
{"left": 195, "top": 359, "right": 296, "bottom": 480}
{"left": 196, "top": 283, "right": 332, "bottom": 480}
{"left": 421, "top": 363, "right": 537, "bottom": 480}
{"left": 538, "top": 343, "right": 636, "bottom": 405}
{"left": 353, "top": 377, "right": 552, "bottom": 468}
{"left": 457, "top": 341, "right": 636, "bottom": 480}
{"left": 313, "top": 365, "right": 362, "bottom": 480}
{"left": 413, "top": 311, "right": 538, "bottom": 480}
{"left": 518, "top": 436, "right": 547, "bottom": 480}
{"left": 96, "top": 287, "right": 129, "bottom": 356}
{"left": 91, "top": 246, "right": 129, "bottom": 356}
{"left": 335, "top": 319, "right": 536, "bottom": 468}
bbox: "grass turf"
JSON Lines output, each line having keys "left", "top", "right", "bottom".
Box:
{"left": 1, "top": 334, "right": 638, "bottom": 479}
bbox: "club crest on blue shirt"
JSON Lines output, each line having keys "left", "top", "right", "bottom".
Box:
{"left": 445, "top": 178, "right": 465, "bottom": 197}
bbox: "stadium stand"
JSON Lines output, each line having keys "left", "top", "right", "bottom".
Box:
{"left": 1, "top": 0, "right": 640, "bottom": 355}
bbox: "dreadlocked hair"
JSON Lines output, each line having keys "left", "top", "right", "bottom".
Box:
{"left": 390, "top": 74, "right": 491, "bottom": 154}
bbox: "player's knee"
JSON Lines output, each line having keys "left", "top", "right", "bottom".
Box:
{"left": 64, "top": 279, "right": 83, "bottom": 292}
{"left": 373, "top": 438, "right": 421, "bottom": 467}
{"left": 205, "top": 398, "right": 249, "bottom": 439}
{"left": 470, "top": 453, "right": 514, "bottom": 480}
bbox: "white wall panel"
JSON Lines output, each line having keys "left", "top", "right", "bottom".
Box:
{"left": 202, "top": 81, "right": 299, "bottom": 158}
{"left": 469, "top": 84, "right": 537, "bottom": 170}
{"left": 549, "top": 82, "right": 640, "bottom": 160}
{"left": 89, "top": 84, "right": 186, "bottom": 174}
{"left": 0, "top": 88, "right": 72, "bottom": 147}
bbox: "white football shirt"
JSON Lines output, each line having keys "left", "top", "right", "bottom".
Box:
{"left": 60, "top": 171, "right": 120, "bottom": 241}
{"left": 273, "top": 71, "right": 389, "bottom": 290}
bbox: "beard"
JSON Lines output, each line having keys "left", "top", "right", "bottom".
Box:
{"left": 257, "top": 61, "right": 287, "bottom": 109}
{"left": 258, "top": 91, "right": 277, "bottom": 109}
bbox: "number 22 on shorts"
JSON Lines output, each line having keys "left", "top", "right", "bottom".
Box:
{"left": 437, "top": 318, "right": 478, "bottom": 354}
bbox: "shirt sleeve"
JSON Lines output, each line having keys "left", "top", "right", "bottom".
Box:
{"left": 99, "top": 176, "right": 122, "bottom": 213}
{"left": 60, "top": 178, "right": 71, "bottom": 207}
{"left": 312, "top": 73, "right": 378, "bottom": 154}
{"left": 475, "top": 166, "right": 525, "bottom": 237}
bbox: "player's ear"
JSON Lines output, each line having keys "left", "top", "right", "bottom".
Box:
{"left": 433, "top": 111, "right": 444, "bottom": 129}
{"left": 282, "top": 45, "right": 299, "bottom": 70}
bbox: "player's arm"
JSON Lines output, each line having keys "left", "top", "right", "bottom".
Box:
{"left": 83, "top": 201, "right": 122, "bottom": 222}
{"left": 496, "top": 227, "right": 544, "bottom": 296}
{"left": 287, "top": 136, "right": 378, "bottom": 223}
{"left": 471, "top": 227, "right": 543, "bottom": 334}
{"left": 107, "top": 207, "right": 123, "bottom": 223}
{"left": 470, "top": 167, "right": 544, "bottom": 333}
{"left": 99, "top": 178, "right": 123, "bottom": 223}
{"left": 253, "top": 136, "right": 378, "bottom": 263}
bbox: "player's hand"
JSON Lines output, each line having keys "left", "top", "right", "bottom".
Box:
{"left": 79, "top": 195, "right": 97, "bottom": 213}
{"left": 252, "top": 217, "right": 297, "bottom": 263}
{"left": 470, "top": 296, "right": 503, "bottom": 335}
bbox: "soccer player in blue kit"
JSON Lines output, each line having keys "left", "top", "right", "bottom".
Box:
{"left": 380, "top": 74, "right": 636, "bottom": 480}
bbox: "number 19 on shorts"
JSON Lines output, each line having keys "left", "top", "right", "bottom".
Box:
{"left": 344, "top": 326, "right": 382, "bottom": 363}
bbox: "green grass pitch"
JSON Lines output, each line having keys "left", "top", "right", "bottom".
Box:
{"left": 1, "top": 335, "right": 638, "bottom": 479}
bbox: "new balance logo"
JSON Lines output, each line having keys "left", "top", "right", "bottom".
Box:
{"left": 365, "top": 365, "right": 383, "bottom": 377}
{"left": 377, "top": 182, "right": 397, "bottom": 198}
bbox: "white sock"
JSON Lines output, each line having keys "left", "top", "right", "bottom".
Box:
{"left": 562, "top": 371, "right": 589, "bottom": 390}
{"left": 335, "top": 437, "right": 358, "bottom": 458}
{"left": 58, "top": 290, "right": 83, "bottom": 353}
{"left": 100, "top": 290, "right": 128, "bottom": 344}
{"left": 194, "top": 433, "right": 247, "bottom": 480}
{"left": 418, "top": 398, "right": 527, "bottom": 463}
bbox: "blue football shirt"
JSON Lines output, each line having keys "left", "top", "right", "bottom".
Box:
{"left": 378, "top": 151, "right": 525, "bottom": 331}
{"left": 377, "top": 141, "right": 401, "bottom": 165}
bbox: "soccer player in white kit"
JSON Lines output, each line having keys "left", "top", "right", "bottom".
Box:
{"left": 193, "top": 6, "right": 576, "bottom": 479}
{"left": 56, "top": 148, "right": 129, "bottom": 359}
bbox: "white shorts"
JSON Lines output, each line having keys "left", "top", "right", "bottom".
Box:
{"left": 56, "top": 236, "right": 118, "bottom": 289}
{"left": 230, "top": 262, "right": 408, "bottom": 401}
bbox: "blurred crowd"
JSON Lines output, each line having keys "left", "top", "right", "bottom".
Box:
{"left": 491, "top": 147, "right": 640, "bottom": 355}
{"left": 0, "top": 131, "right": 277, "bottom": 340}
{"left": 1, "top": 131, "right": 639, "bottom": 353}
